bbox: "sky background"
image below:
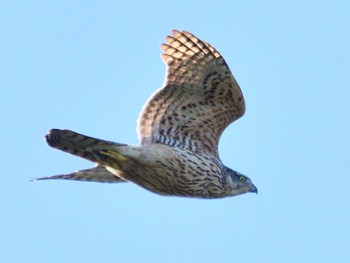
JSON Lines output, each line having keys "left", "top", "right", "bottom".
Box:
{"left": 1, "top": 1, "right": 349, "bottom": 262}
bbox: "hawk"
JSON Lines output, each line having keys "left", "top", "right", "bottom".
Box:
{"left": 38, "top": 30, "right": 257, "bottom": 199}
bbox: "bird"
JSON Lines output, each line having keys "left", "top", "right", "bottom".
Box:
{"left": 37, "top": 30, "right": 257, "bottom": 199}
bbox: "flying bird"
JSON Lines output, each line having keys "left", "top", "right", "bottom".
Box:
{"left": 38, "top": 30, "right": 257, "bottom": 198}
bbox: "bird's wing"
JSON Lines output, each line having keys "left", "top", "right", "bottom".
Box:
{"left": 137, "top": 30, "right": 245, "bottom": 157}
{"left": 34, "top": 166, "right": 126, "bottom": 183}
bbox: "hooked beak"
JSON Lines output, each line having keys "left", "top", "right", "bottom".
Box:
{"left": 249, "top": 184, "right": 258, "bottom": 194}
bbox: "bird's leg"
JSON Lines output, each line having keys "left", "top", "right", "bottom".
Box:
{"left": 95, "top": 149, "right": 128, "bottom": 162}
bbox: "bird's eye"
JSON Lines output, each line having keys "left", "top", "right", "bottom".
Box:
{"left": 239, "top": 176, "right": 246, "bottom": 182}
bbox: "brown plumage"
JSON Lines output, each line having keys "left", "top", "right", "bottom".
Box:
{"left": 38, "top": 30, "right": 257, "bottom": 198}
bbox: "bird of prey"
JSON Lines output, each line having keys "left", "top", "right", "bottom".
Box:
{"left": 38, "top": 30, "right": 257, "bottom": 199}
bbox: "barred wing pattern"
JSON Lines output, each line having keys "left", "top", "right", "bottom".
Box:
{"left": 137, "top": 30, "right": 245, "bottom": 157}
{"left": 39, "top": 30, "right": 257, "bottom": 198}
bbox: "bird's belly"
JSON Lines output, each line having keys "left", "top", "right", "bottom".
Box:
{"left": 111, "top": 146, "right": 227, "bottom": 198}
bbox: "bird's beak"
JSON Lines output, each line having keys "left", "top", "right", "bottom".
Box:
{"left": 249, "top": 184, "right": 258, "bottom": 194}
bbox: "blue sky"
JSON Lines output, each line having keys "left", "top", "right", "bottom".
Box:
{"left": 1, "top": 1, "right": 349, "bottom": 262}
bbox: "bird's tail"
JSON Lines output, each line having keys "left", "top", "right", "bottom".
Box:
{"left": 45, "top": 129, "right": 127, "bottom": 165}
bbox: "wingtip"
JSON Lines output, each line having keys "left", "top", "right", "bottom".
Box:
{"left": 29, "top": 176, "right": 53, "bottom": 182}
{"left": 31, "top": 175, "right": 59, "bottom": 181}
{"left": 170, "top": 29, "right": 192, "bottom": 39}
{"left": 171, "top": 29, "right": 181, "bottom": 35}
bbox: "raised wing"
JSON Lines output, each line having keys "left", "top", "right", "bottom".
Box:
{"left": 137, "top": 30, "right": 245, "bottom": 157}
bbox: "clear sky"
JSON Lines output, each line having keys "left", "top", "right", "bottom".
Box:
{"left": 1, "top": 1, "right": 349, "bottom": 262}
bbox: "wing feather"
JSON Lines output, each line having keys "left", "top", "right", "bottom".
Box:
{"left": 137, "top": 30, "right": 245, "bottom": 157}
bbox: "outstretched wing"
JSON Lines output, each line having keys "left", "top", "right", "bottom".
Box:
{"left": 137, "top": 30, "right": 245, "bottom": 157}
{"left": 34, "top": 166, "right": 126, "bottom": 183}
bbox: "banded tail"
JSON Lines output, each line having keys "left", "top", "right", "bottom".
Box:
{"left": 34, "top": 129, "right": 128, "bottom": 183}
{"left": 46, "top": 129, "right": 126, "bottom": 163}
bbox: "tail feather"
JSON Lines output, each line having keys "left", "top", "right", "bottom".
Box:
{"left": 45, "top": 129, "right": 126, "bottom": 164}
{"left": 33, "top": 166, "right": 126, "bottom": 183}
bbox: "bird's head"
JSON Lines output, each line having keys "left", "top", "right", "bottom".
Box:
{"left": 225, "top": 167, "right": 258, "bottom": 196}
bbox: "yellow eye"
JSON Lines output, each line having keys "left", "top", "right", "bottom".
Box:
{"left": 239, "top": 176, "right": 246, "bottom": 182}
